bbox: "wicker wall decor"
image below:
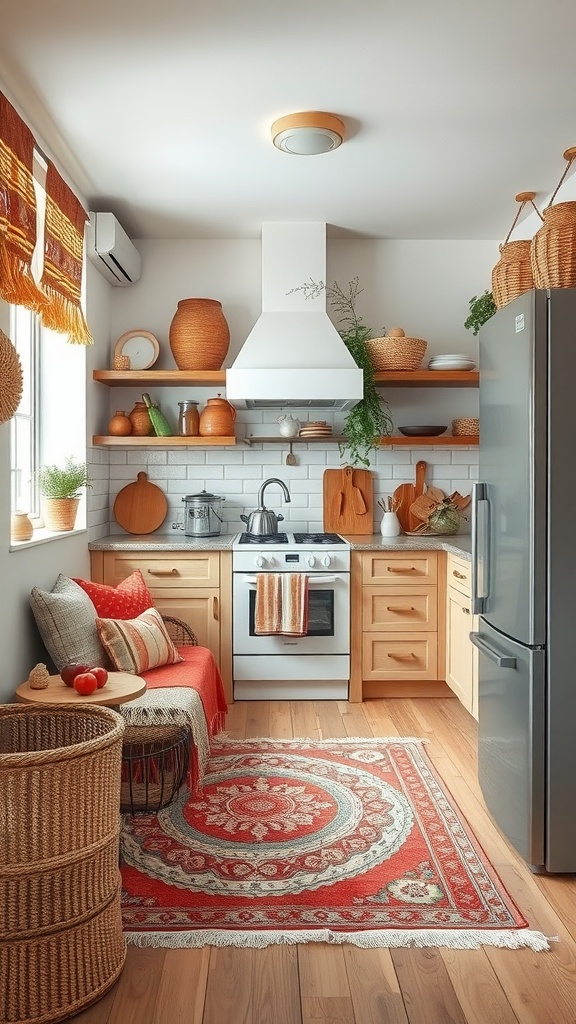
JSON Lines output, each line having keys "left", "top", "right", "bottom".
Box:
{"left": 0, "top": 704, "right": 126, "bottom": 1024}
{"left": 492, "top": 192, "right": 542, "bottom": 309}
{"left": 365, "top": 327, "right": 427, "bottom": 371}
{"left": 169, "top": 297, "right": 230, "bottom": 370}
{"left": 531, "top": 146, "right": 576, "bottom": 288}
{"left": 0, "top": 328, "right": 23, "bottom": 424}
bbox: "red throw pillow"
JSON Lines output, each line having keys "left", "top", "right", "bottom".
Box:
{"left": 73, "top": 570, "right": 154, "bottom": 619}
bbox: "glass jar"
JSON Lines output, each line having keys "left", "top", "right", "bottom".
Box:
{"left": 177, "top": 400, "right": 200, "bottom": 436}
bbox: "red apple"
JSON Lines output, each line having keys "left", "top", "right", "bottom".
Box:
{"left": 60, "top": 663, "right": 90, "bottom": 687}
{"left": 73, "top": 671, "right": 98, "bottom": 696}
{"left": 90, "top": 666, "right": 108, "bottom": 689}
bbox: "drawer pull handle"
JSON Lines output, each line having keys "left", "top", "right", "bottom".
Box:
{"left": 148, "top": 568, "right": 179, "bottom": 577}
{"left": 386, "top": 606, "right": 415, "bottom": 612}
{"left": 387, "top": 652, "right": 416, "bottom": 660}
{"left": 386, "top": 566, "right": 416, "bottom": 573}
{"left": 213, "top": 596, "right": 219, "bottom": 621}
{"left": 453, "top": 569, "right": 467, "bottom": 579}
{"left": 462, "top": 606, "right": 471, "bottom": 615}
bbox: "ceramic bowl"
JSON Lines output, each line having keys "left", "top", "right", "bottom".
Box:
{"left": 398, "top": 425, "right": 448, "bottom": 436}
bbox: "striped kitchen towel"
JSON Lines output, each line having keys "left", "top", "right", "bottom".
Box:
{"left": 254, "top": 573, "right": 309, "bottom": 636}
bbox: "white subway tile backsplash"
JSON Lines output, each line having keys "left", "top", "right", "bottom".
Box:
{"left": 87, "top": 417, "right": 480, "bottom": 538}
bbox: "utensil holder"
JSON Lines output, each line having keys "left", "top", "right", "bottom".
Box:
{"left": 380, "top": 511, "right": 402, "bottom": 537}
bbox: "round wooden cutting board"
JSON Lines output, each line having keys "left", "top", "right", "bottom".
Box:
{"left": 113, "top": 471, "right": 168, "bottom": 534}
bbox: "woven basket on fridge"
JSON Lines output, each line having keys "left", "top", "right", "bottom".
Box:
{"left": 0, "top": 704, "right": 126, "bottom": 1024}
{"left": 366, "top": 328, "right": 427, "bottom": 371}
{"left": 452, "top": 417, "right": 479, "bottom": 436}
{"left": 492, "top": 192, "right": 542, "bottom": 309}
{"left": 531, "top": 147, "right": 576, "bottom": 288}
{"left": 169, "top": 297, "right": 230, "bottom": 370}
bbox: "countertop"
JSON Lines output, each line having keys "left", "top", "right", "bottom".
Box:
{"left": 89, "top": 532, "right": 472, "bottom": 560}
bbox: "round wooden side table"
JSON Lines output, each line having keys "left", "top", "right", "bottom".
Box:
{"left": 15, "top": 671, "right": 146, "bottom": 707}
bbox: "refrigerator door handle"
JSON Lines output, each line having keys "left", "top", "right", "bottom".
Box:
{"left": 471, "top": 481, "right": 490, "bottom": 614}
{"left": 470, "top": 631, "right": 517, "bottom": 668}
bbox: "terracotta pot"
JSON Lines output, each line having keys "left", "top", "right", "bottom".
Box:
{"left": 169, "top": 298, "right": 230, "bottom": 370}
{"left": 11, "top": 512, "right": 33, "bottom": 542}
{"left": 108, "top": 410, "right": 133, "bottom": 436}
{"left": 128, "top": 401, "right": 154, "bottom": 436}
{"left": 43, "top": 497, "right": 80, "bottom": 532}
{"left": 199, "top": 395, "right": 237, "bottom": 437}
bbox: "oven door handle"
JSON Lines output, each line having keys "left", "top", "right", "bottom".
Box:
{"left": 242, "top": 574, "right": 338, "bottom": 585}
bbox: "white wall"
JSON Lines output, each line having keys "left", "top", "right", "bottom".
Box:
{"left": 88, "top": 236, "right": 496, "bottom": 539}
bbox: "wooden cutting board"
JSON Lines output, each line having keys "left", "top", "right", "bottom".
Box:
{"left": 323, "top": 467, "right": 374, "bottom": 535}
{"left": 113, "top": 471, "right": 168, "bottom": 534}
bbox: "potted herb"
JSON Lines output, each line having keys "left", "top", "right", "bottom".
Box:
{"left": 464, "top": 290, "right": 497, "bottom": 336}
{"left": 38, "top": 457, "right": 90, "bottom": 532}
{"left": 292, "top": 277, "right": 393, "bottom": 467}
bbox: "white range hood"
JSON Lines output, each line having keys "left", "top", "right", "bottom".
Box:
{"left": 226, "top": 223, "right": 363, "bottom": 409}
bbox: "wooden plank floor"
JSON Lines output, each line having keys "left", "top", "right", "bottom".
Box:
{"left": 73, "top": 698, "right": 576, "bottom": 1024}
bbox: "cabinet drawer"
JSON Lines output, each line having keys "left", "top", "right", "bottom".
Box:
{"left": 446, "top": 553, "right": 472, "bottom": 597}
{"left": 363, "top": 632, "right": 438, "bottom": 681}
{"left": 101, "top": 551, "right": 220, "bottom": 589}
{"left": 363, "top": 586, "right": 437, "bottom": 632}
{"left": 362, "top": 551, "right": 437, "bottom": 586}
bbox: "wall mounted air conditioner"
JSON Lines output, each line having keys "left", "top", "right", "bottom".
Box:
{"left": 87, "top": 212, "right": 141, "bottom": 286}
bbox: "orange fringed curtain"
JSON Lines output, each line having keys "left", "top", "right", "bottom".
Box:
{"left": 0, "top": 92, "right": 45, "bottom": 310}
{"left": 39, "top": 160, "right": 93, "bottom": 345}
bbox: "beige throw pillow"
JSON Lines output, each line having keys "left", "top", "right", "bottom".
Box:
{"left": 30, "top": 574, "right": 109, "bottom": 672}
{"left": 96, "top": 607, "right": 183, "bottom": 674}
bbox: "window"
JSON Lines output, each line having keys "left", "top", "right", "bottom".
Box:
{"left": 9, "top": 303, "right": 87, "bottom": 536}
{"left": 10, "top": 305, "right": 40, "bottom": 518}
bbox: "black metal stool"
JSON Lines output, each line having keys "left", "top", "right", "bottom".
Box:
{"left": 120, "top": 724, "right": 190, "bottom": 814}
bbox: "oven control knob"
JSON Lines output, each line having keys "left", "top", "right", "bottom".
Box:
{"left": 268, "top": 556, "right": 277, "bottom": 567}
{"left": 255, "top": 555, "right": 266, "bottom": 568}
{"left": 321, "top": 555, "right": 332, "bottom": 568}
{"left": 307, "top": 555, "right": 316, "bottom": 568}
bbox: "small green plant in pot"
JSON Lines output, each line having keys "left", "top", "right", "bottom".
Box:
{"left": 464, "top": 290, "right": 497, "bottom": 336}
{"left": 38, "top": 457, "right": 90, "bottom": 532}
{"left": 291, "top": 277, "right": 393, "bottom": 467}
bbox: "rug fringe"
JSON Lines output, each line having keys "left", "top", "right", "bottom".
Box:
{"left": 213, "top": 735, "right": 428, "bottom": 746}
{"left": 124, "top": 926, "right": 552, "bottom": 951}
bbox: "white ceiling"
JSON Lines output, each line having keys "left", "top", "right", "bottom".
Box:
{"left": 2, "top": 0, "right": 576, "bottom": 242}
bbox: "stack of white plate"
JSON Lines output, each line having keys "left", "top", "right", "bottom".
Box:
{"left": 428, "top": 354, "right": 476, "bottom": 371}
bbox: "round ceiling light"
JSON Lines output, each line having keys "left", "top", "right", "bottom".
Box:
{"left": 271, "top": 111, "right": 345, "bottom": 156}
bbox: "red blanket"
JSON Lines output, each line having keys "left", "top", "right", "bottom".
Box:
{"left": 136, "top": 646, "right": 228, "bottom": 793}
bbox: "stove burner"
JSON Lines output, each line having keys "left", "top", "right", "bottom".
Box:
{"left": 238, "top": 532, "right": 288, "bottom": 545}
{"left": 293, "top": 533, "right": 344, "bottom": 545}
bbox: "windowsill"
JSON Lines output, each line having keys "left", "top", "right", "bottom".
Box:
{"left": 9, "top": 526, "right": 87, "bottom": 552}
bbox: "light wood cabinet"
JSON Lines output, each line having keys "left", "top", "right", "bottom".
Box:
{"left": 89, "top": 548, "right": 233, "bottom": 703}
{"left": 351, "top": 550, "right": 449, "bottom": 701}
{"left": 445, "top": 553, "right": 478, "bottom": 719}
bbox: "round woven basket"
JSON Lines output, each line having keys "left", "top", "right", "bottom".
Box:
{"left": 43, "top": 496, "right": 80, "bottom": 532}
{"left": 492, "top": 240, "right": 534, "bottom": 309}
{"left": 0, "top": 704, "right": 126, "bottom": 1024}
{"left": 169, "top": 297, "right": 230, "bottom": 370}
{"left": 452, "top": 417, "right": 480, "bottom": 436}
{"left": 531, "top": 201, "right": 576, "bottom": 288}
{"left": 366, "top": 330, "right": 427, "bottom": 371}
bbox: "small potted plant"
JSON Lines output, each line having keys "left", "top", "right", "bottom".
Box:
{"left": 464, "top": 290, "right": 497, "bottom": 336}
{"left": 38, "top": 457, "right": 90, "bottom": 532}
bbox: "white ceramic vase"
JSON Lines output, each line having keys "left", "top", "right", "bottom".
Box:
{"left": 380, "top": 511, "right": 402, "bottom": 537}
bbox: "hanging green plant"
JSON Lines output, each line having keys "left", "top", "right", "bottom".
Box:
{"left": 464, "top": 290, "right": 497, "bottom": 336}
{"left": 290, "top": 277, "right": 393, "bottom": 467}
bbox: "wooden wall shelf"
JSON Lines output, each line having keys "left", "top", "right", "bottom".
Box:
{"left": 242, "top": 435, "right": 478, "bottom": 447}
{"left": 93, "top": 369, "right": 478, "bottom": 389}
{"left": 92, "top": 435, "right": 237, "bottom": 447}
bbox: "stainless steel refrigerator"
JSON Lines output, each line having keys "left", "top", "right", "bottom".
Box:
{"left": 470, "top": 288, "right": 576, "bottom": 873}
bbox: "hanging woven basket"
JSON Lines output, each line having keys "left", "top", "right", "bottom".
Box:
{"left": 531, "top": 146, "right": 576, "bottom": 288}
{"left": 169, "top": 297, "right": 230, "bottom": 370}
{"left": 492, "top": 193, "right": 542, "bottom": 309}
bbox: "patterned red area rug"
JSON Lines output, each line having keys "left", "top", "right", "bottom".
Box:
{"left": 120, "top": 737, "right": 549, "bottom": 950}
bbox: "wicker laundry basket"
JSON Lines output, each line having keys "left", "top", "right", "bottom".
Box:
{"left": 366, "top": 328, "right": 427, "bottom": 371}
{"left": 0, "top": 704, "right": 126, "bottom": 1024}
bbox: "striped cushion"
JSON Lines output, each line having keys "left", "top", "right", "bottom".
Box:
{"left": 96, "top": 607, "right": 183, "bottom": 673}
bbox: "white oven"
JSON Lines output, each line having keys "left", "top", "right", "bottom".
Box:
{"left": 232, "top": 533, "right": 351, "bottom": 700}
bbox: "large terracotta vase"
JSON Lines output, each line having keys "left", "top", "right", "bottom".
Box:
{"left": 169, "top": 298, "right": 230, "bottom": 370}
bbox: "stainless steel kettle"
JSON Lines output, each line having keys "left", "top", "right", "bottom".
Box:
{"left": 240, "top": 477, "right": 291, "bottom": 536}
